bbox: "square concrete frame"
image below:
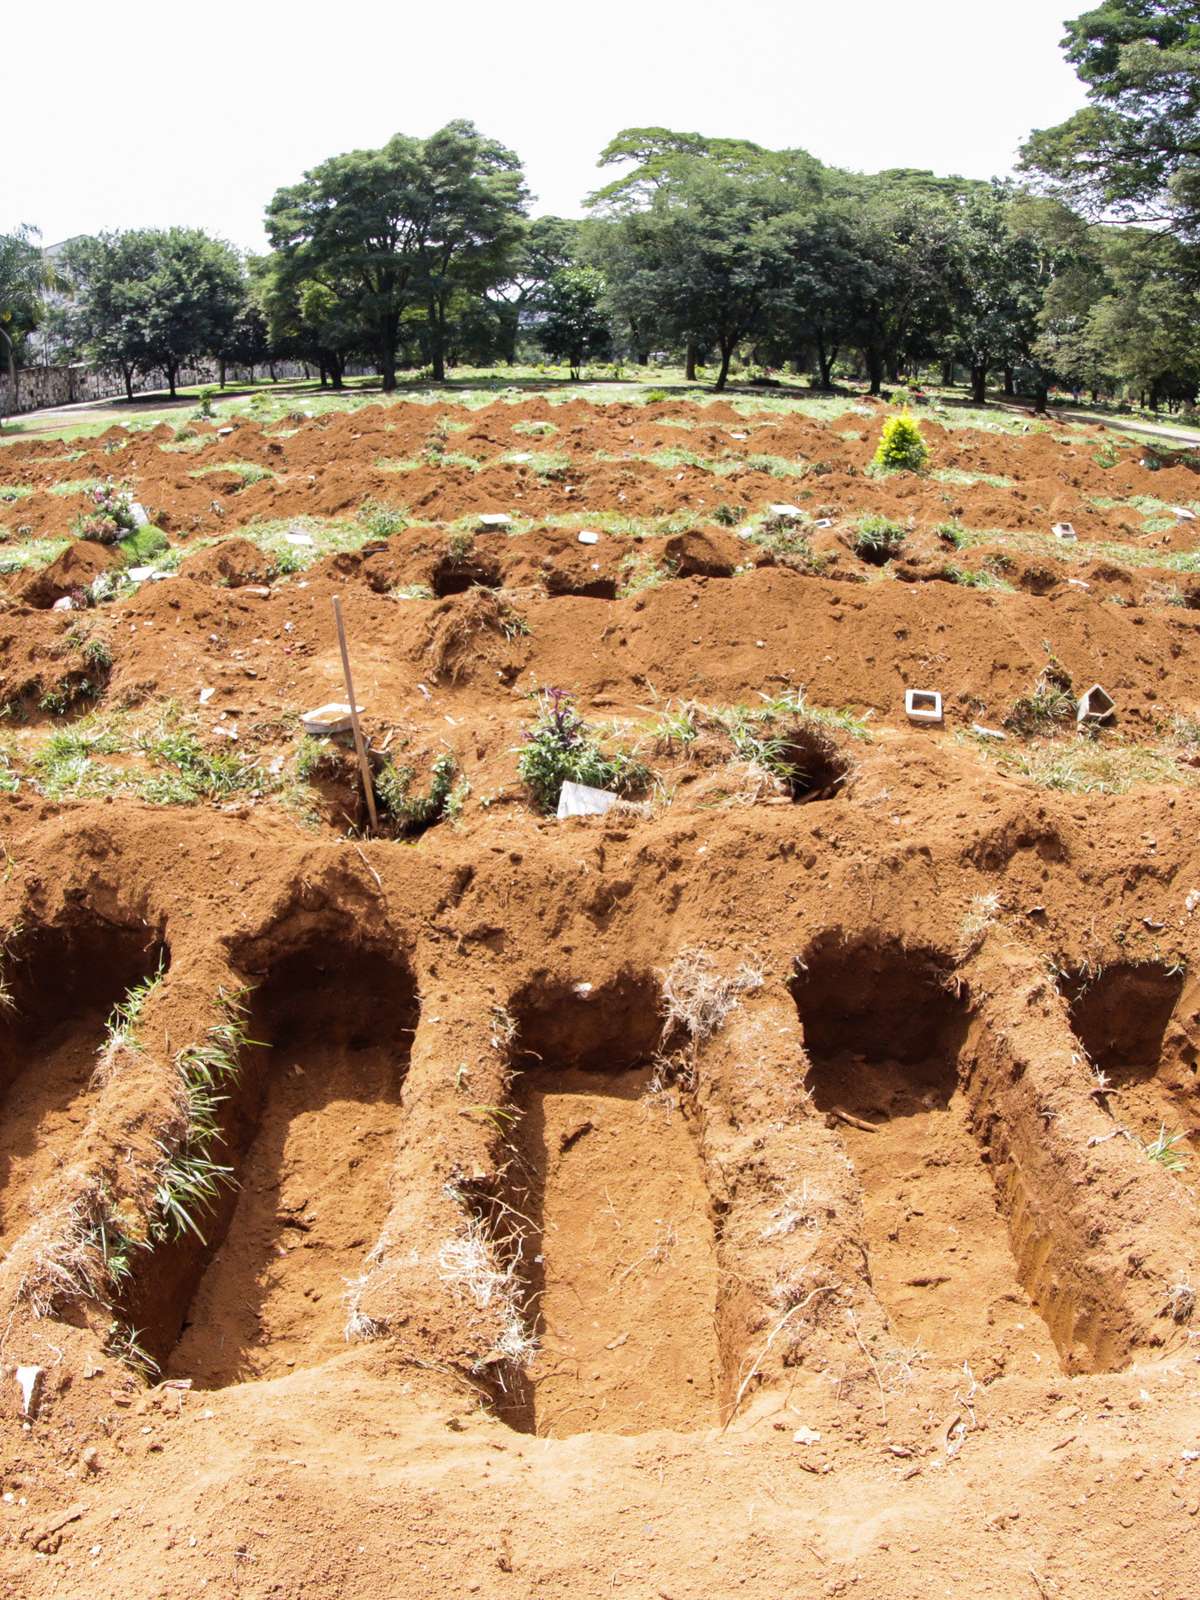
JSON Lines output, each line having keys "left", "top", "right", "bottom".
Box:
{"left": 1052, "top": 522, "right": 1077, "bottom": 541}
{"left": 301, "top": 702, "right": 363, "bottom": 736}
{"left": 905, "top": 689, "right": 944, "bottom": 724}
{"left": 1077, "top": 684, "right": 1116, "bottom": 725}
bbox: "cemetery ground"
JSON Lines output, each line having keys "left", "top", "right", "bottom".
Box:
{"left": 0, "top": 382, "right": 1199, "bottom": 1597}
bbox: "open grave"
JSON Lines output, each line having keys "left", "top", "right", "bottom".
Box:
{"left": 0, "top": 918, "right": 167, "bottom": 1254}
{"left": 792, "top": 938, "right": 1062, "bottom": 1373}
{"left": 128, "top": 933, "right": 418, "bottom": 1387}
{"left": 495, "top": 975, "right": 720, "bottom": 1437}
{"left": 1062, "top": 963, "right": 1198, "bottom": 1158}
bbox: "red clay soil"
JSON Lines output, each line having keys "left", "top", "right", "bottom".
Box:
{"left": 1, "top": 396, "right": 1200, "bottom": 1599}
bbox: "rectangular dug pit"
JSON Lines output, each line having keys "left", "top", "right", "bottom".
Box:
{"left": 498, "top": 979, "right": 720, "bottom": 1436}
{"left": 793, "top": 939, "right": 1063, "bottom": 1374}
{"left": 125, "top": 936, "right": 417, "bottom": 1388}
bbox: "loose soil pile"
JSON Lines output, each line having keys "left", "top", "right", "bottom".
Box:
{"left": 1, "top": 394, "right": 1199, "bottom": 1599}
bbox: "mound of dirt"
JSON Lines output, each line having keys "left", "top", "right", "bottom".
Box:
{"left": 178, "top": 536, "right": 273, "bottom": 587}
{"left": 16, "top": 539, "right": 122, "bottom": 608}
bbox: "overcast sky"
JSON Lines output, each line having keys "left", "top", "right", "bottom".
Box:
{"left": 8, "top": 0, "right": 1086, "bottom": 251}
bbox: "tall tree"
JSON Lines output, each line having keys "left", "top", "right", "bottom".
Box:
{"left": 0, "top": 225, "right": 48, "bottom": 418}
{"left": 266, "top": 122, "right": 526, "bottom": 390}
{"left": 65, "top": 229, "right": 244, "bottom": 398}
{"left": 1021, "top": 2, "right": 1200, "bottom": 236}
{"left": 536, "top": 265, "right": 610, "bottom": 377}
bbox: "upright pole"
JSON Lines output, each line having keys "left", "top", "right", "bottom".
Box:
{"left": 331, "top": 595, "right": 379, "bottom": 834}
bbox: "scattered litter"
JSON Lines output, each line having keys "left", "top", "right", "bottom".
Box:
{"left": 577, "top": 530, "right": 600, "bottom": 545}
{"left": 126, "top": 566, "right": 157, "bottom": 583}
{"left": 557, "top": 780, "right": 619, "bottom": 819}
{"left": 1076, "top": 683, "right": 1115, "bottom": 726}
{"left": 243, "top": 585, "right": 272, "bottom": 599}
{"left": 217, "top": 426, "right": 234, "bottom": 436}
{"left": 1186, "top": 890, "right": 1200, "bottom": 915}
{"left": 198, "top": 687, "right": 215, "bottom": 705}
{"left": 1052, "top": 522, "right": 1077, "bottom": 541}
{"left": 51, "top": 596, "right": 73, "bottom": 611}
{"left": 814, "top": 518, "right": 833, "bottom": 529}
{"left": 510, "top": 452, "right": 533, "bottom": 463}
{"left": 285, "top": 531, "right": 315, "bottom": 548}
{"left": 1067, "top": 578, "right": 1090, "bottom": 590}
{"left": 1142, "top": 918, "right": 1165, "bottom": 931}
{"left": 767, "top": 503, "right": 803, "bottom": 521}
{"left": 478, "top": 513, "right": 513, "bottom": 531}
{"left": 300, "top": 702, "right": 363, "bottom": 736}
{"left": 905, "top": 689, "right": 944, "bottom": 725}
{"left": 1171, "top": 507, "right": 1196, "bottom": 521}
{"left": 792, "top": 1426, "right": 821, "bottom": 1445}
{"left": 416, "top": 682, "right": 432, "bottom": 701}
{"left": 1182, "top": 1449, "right": 1200, "bottom": 1462}
{"left": 16, "top": 1365, "right": 44, "bottom": 1417}
{"left": 972, "top": 723, "right": 1006, "bottom": 740}
{"left": 730, "top": 431, "right": 748, "bottom": 440}
{"left": 574, "top": 982, "right": 594, "bottom": 996}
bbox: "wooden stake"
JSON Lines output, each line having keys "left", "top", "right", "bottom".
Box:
{"left": 331, "top": 595, "right": 379, "bottom": 834}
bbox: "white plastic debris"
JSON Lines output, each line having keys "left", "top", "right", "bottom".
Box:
{"left": 557, "top": 781, "right": 619, "bottom": 819}
{"left": 905, "top": 689, "right": 944, "bottom": 725}
{"left": 577, "top": 530, "right": 600, "bottom": 545}
{"left": 1171, "top": 507, "right": 1196, "bottom": 521}
{"left": 15, "top": 1366, "right": 43, "bottom": 1418}
{"left": 127, "top": 566, "right": 156, "bottom": 582}
{"left": 1185, "top": 890, "right": 1200, "bottom": 915}
{"left": 51, "top": 596, "right": 73, "bottom": 611}
{"left": 217, "top": 426, "right": 234, "bottom": 436}
{"left": 285, "top": 531, "right": 315, "bottom": 548}
{"left": 573, "top": 982, "right": 594, "bottom": 996}
{"left": 300, "top": 701, "right": 363, "bottom": 735}
{"left": 814, "top": 518, "right": 833, "bottom": 529}
{"left": 509, "top": 452, "right": 533, "bottom": 464}
{"left": 1077, "top": 683, "right": 1115, "bottom": 725}
{"left": 198, "top": 687, "right": 215, "bottom": 706}
{"left": 478, "top": 513, "right": 512, "bottom": 531}
{"left": 730, "top": 431, "right": 748, "bottom": 440}
{"left": 972, "top": 723, "right": 1006, "bottom": 741}
{"left": 1052, "top": 522, "right": 1077, "bottom": 541}
{"left": 792, "top": 1426, "right": 821, "bottom": 1445}
{"left": 1067, "top": 578, "right": 1091, "bottom": 590}
{"left": 767, "top": 503, "right": 804, "bottom": 521}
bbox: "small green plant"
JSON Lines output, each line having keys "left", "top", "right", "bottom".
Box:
{"left": 643, "top": 388, "right": 669, "bottom": 404}
{"left": 195, "top": 387, "right": 218, "bottom": 420}
{"left": 518, "top": 688, "right": 649, "bottom": 812}
{"left": 1144, "top": 1124, "right": 1188, "bottom": 1172}
{"left": 871, "top": 412, "right": 929, "bottom": 474}
{"left": 853, "top": 514, "right": 907, "bottom": 564}
{"left": 358, "top": 499, "right": 408, "bottom": 539}
{"left": 935, "top": 520, "right": 969, "bottom": 549}
{"left": 712, "top": 502, "right": 746, "bottom": 528}
{"left": 1004, "top": 662, "right": 1076, "bottom": 736}
{"left": 390, "top": 583, "right": 435, "bottom": 601}
{"left": 375, "top": 750, "right": 460, "bottom": 832}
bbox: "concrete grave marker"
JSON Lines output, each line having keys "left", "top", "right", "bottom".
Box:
{"left": 767, "top": 503, "right": 804, "bottom": 522}
{"left": 479, "top": 513, "right": 513, "bottom": 531}
{"left": 1052, "top": 522, "right": 1077, "bottom": 541}
{"left": 301, "top": 701, "right": 364, "bottom": 736}
{"left": 129, "top": 501, "right": 150, "bottom": 527}
{"left": 557, "top": 780, "right": 619, "bottom": 819}
{"left": 1077, "top": 684, "right": 1115, "bottom": 725}
{"left": 905, "top": 689, "right": 944, "bottom": 724}
{"left": 577, "top": 530, "right": 600, "bottom": 545}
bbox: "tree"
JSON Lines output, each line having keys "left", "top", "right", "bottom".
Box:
{"left": 537, "top": 266, "right": 610, "bottom": 377}
{"left": 0, "top": 225, "right": 48, "bottom": 418}
{"left": 1021, "top": 2, "right": 1200, "bottom": 237}
{"left": 266, "top": 121, "right": 527, "bottom": 390}
{"left": 486, "top": 215, "right": 580, "bottom": 364}
{"left": 65, "top": 229, "right": 244, "bottom": 398}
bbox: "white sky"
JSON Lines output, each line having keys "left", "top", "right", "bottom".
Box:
{"left": 8, "top": 0, "right": 1086, "bottom": 252}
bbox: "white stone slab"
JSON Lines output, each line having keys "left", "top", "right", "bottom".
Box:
{"left": 301, "top": 701, "right": 363, "bottom": 736}
{"left": 557, "top": 780, "right": 619, "bottom": 819}
{"left": 577, "top": 530, "right": 600, "bottom": 545}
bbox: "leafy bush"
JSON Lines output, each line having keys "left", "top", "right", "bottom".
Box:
{"left": 518, "top": 688, "right": 648, "bottom": 812}
{"left": 853, "top": 514, "right": 907, "bottom": 564}
{"left": 712, "top": 502, "right": 746, "bottom": 528}
{"left": 643, "top": 388, "right": 669, "bottom": 404}
{"left": 375, "top": 750, "right": 459, "bottom": 832}
{"left": 358, "top": 499, "right": 408, "bottom": 538}
{"left": 872, "top": 412, "right": 929, "bottom": 474}
{"left": 195, "top": 388, "right": 218, "bottom": 419}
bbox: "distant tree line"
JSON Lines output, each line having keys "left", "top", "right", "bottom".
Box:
{"left": 2, "top": 3, "right": 1198, "bottom": 415}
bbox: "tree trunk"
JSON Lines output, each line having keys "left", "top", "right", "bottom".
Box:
{"left": 713, "top": 337, "right": 735, "bottom": 393}
{"left": 685, "top": 337, "right": 697, "bottom": 382}
{"left": 0, "top": 327, "right": 15, "bottom": 423}
{"left": 429, "top": 300, "right": 447, "bottom": 383}
{"left": 123, "top": 363, "right": 135, "bottom": 402}
{"left": 329, "top": 353, "right": 344, "bottom": 391}
{"left": 166, "top": 361, "right": 177, "bottom": 399}
{"left": 886, "top": 356, "right": 901, "bottom": 385}
{"left": 865, "top": 346, "right": 884, "bottom": 396}
{"left": 268, "top": 359, "right": 277, "bottom": 382}
{"left": 815, "top": 333, "right": 834, "bottom": 389}
{"left": 970, "top": 363, "right": 987, "bottom": 406}
{"left": 1003, "top": 365, "right": 1015, "bottom": 397}
{"left": 941, "top": 359, "right": 954, "bottom": 387}
{"left": 1033, "top": 379, "right": 1049, "bottom": 414}
{"left": 219, "top": 358, "right": 227, "bottom": 389}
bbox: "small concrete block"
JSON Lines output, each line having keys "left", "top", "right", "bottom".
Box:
{"left": 905, "top": 689, "right": 943, "bottom": 724}
{"left": 478, "top": 513, "right": 513, "bottom": 531}
{"left": 767, "top": 503, "right": 804, "bottom": 521}
{"left": 129, "top": 501, "right": 150, "bottom": 527}
{"left": 127, "top": 566, "right": 156, "bottom": 582}
{"left": 1077, "top": 683, "right": 1115, "bottom": 725}
{"left": 577, "top": 530, "right": 600, "bottom": 545}
{"left": 557, "top": 781, "right": 619, "bottom": 819}
{"left": 814, "top": 518, "right": 833, "bottom": 529}
{"left": 1052, "top": 522, "right": 1077, "bottom": 541}
{"left": 300, "top": 702, "right": 363, "bottom": 736}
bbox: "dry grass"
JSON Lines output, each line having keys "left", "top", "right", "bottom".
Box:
{"left": 437, "top": 1195, "right": 537, "bottom": 1370}
{"left": 660, "top": 946, "right": 763, "bottom": 1044}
